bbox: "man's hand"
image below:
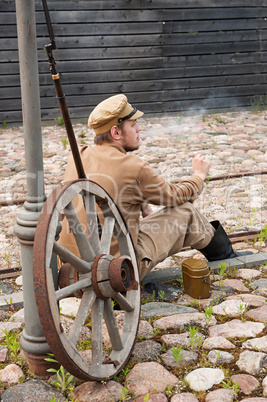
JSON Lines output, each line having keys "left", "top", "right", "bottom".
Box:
{"left": 192, "top": 153, "right": 210, "bottom": 181}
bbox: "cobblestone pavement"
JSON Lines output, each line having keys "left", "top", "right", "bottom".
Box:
{"left": 0, "top": 109, "right": 267, "bottom": 269}
{"left": 0, "top": 110, "right": 267, "bottom": 401}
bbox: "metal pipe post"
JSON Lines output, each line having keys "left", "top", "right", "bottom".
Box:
{"left": 13, "top": 0, "right": 51, "bottom": 375}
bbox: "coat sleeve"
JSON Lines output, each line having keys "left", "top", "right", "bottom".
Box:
{"left": 136, "top": 161, "right": 204, "bottom": 206}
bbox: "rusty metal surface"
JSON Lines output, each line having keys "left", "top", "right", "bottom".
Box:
{"left": 23, "top": 350, "right": 59, "bottom": 378}
{"left": 108, "top": 257, "right": 136, "bottom": 293}
{"left": 228, "top": 229, "right": 261, "bottom": 238}
{"left": 229, "top": 233, "right": 260, "bottom": 244}
{"left": 206, "top": 170, "right": 267, "bottom": 182}
{"left": 91, "top": 254, "right": 108, "bottom": 300}
{"left": 103, "top": 358, "right": 120, "bottom": 367}
{"left": 172, "top": 170, "right": 267, "bottom": 185}
{"left": 1, "top": 169, "right": 266, "bottom": 207}
{"left": 0, "top": 198, "right": 26, "bottom": 206}
{"left": 2, "top": 229, "right": 263, "bottom": 280}
{"left": 0, "top": 267, "right": 21, "bottom": 280}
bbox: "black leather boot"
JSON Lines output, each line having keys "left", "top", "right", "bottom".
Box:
{"left": 199, "top": 220, "right": 253, "bottom": 261}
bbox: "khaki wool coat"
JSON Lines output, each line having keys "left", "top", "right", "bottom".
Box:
{"left": 59, "top": 142, "right": 214, "bottom": 279}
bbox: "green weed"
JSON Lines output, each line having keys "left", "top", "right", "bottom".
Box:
{"left": 61, "top": 136, "right": 68, "bottom": 149}
{"left": 1, "top": 329, "right": 21, "bottom": 362}
{"left": 54, "top": 116, "right": 64, "bottom": 126}
{"left": 4, "top": 297, "right": 14, "bottom": 313}
{"left": 165, "top": 385, "right": 174, "bottom": 398}
{"left": 218, "top": 262, "right": 227, "bottom": 286}
{"left": 237, "top": 303, "right": 247, "bottom": 321}
{"left": 119, "top": 387, "right": 130, "bottom": 402}
{"left": 189, "top": 299, "right": 198, "bottom": 307}
{"left": 204, "top": 304, "right": 213, "bottom": 325}
{"left": 227, "top": 264, "right": 238, "bottom": 279}
{"left": 159, "top": 290, "right": 165, "bottom": 300}
{"left": 221, "top": 379, "right": 240, "bottom": 396}
{"left": 45, "top": 355, "right": 74, "bottom": 396}
{"left": 4, "top": 253, "right": 11, "bottom": 269}
{"left": 249, "top": 207, "right": 256, "bottom": 226}
{"left": 250, "top": 95, "right": 267, "bottom": 113}
{"left": 114, "top": 359, "right": 134, "bottom": 383}
{"left": 78, "top": 130, "right": 86, "bottom": 138}
{"left": 176, "top": 278, "right": 183, "bottom": 287}
{"left": 214, "top": 116, "right": 226, "bottom": 124}
{"left": 188, "top": 326, "right": 203, "bottom": 349}
{"left": 171, "top": 345, "right": 183, "bottom": 366}
{"left": 76, "top": 336, "right": 92, "bottom": 351}
{"left": 259, "top": 225, "right": 267, "bottom": 242}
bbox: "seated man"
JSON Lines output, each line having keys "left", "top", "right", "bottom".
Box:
{"left": 59, "top": 94, "right": 248, "bottom": 280}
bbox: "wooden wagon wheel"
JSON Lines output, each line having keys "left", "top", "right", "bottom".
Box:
{"left": 33, "top": 179, "right": 140, "bottom": 381}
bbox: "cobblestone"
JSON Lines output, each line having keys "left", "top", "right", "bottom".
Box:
{"left": 0, "top": 110, "right": 266, "bottom": 400}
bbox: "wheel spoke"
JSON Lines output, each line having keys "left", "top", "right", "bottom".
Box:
{"left": 117, "top": 233, "right": 131, "bottom": 257}
{"left": 64, "top": 201, "right": 95, "bottom": 261}
{"left": 100, "top": 216, "right": 115, "bottom": 254}
{"left": 56, "top": 277, "right": 92, "bottom": 301}
{"left": 83, "top": 192, "right": 100, "bottom": 254}
{"left": 53, "top": 241, "right": 92, "bottom": 273}
{"left": 91, "top": 298, "right": 104, "bottom": 365}
{"left": 112, "top": 293, "right": 134, "bottom": 312}
{"left": 68, "top": 288, "right": 96, "bottom": 345}
{"left": 103, "top": 299, "right": 123, "bottom": 351}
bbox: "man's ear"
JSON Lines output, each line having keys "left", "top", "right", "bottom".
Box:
{"left": 110, "top": 125, "right": 122, "bottom": 141}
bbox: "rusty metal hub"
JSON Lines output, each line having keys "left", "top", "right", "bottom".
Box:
{"left": 91, "top": 254, "right": 138, "bottom": 300}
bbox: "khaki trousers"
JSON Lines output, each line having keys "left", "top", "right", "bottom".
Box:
{"left": 136, "top": 202, "right": 215, "bottom": 280}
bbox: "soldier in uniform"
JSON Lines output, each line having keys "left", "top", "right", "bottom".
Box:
{"left": 59, "top": 94, "right": 250, "bottom": 280}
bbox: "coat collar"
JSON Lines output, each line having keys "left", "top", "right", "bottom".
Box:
{"left": 96, "top": 141, "right": 127, "bottom": 154}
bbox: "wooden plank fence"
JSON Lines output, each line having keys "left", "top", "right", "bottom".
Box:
{"left": 0, "top": 0, "right": 266, "bottom": 123}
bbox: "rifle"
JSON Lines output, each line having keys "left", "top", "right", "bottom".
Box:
{"left": 41, "top": 1, "right": 267, "bottom": 187}
{"left": 41, "top": 0, "right": 86, "bottom": 179}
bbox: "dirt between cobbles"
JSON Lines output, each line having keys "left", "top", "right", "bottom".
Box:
{"left": 0, "top": 109, "right": 266, "bottom": 401}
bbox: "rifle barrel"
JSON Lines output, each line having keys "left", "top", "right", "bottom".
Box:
{"left": 41, "top": 0, "right": 86, "bottom": 179}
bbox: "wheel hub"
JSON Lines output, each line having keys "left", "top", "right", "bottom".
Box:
{"left": 91, "top": 254, "right": 138, "bottom": 300}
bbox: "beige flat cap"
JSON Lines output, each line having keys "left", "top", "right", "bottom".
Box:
{"left": 88, "top": 94, "right": 143, "bottom": 135}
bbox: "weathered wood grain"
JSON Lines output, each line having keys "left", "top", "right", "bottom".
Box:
{"left": 1, "top": 0, "right": 266, "bottom": 123}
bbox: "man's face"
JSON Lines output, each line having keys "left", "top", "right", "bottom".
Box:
{"left": 119, "top": 119, "right": 142, "bottom": 152}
